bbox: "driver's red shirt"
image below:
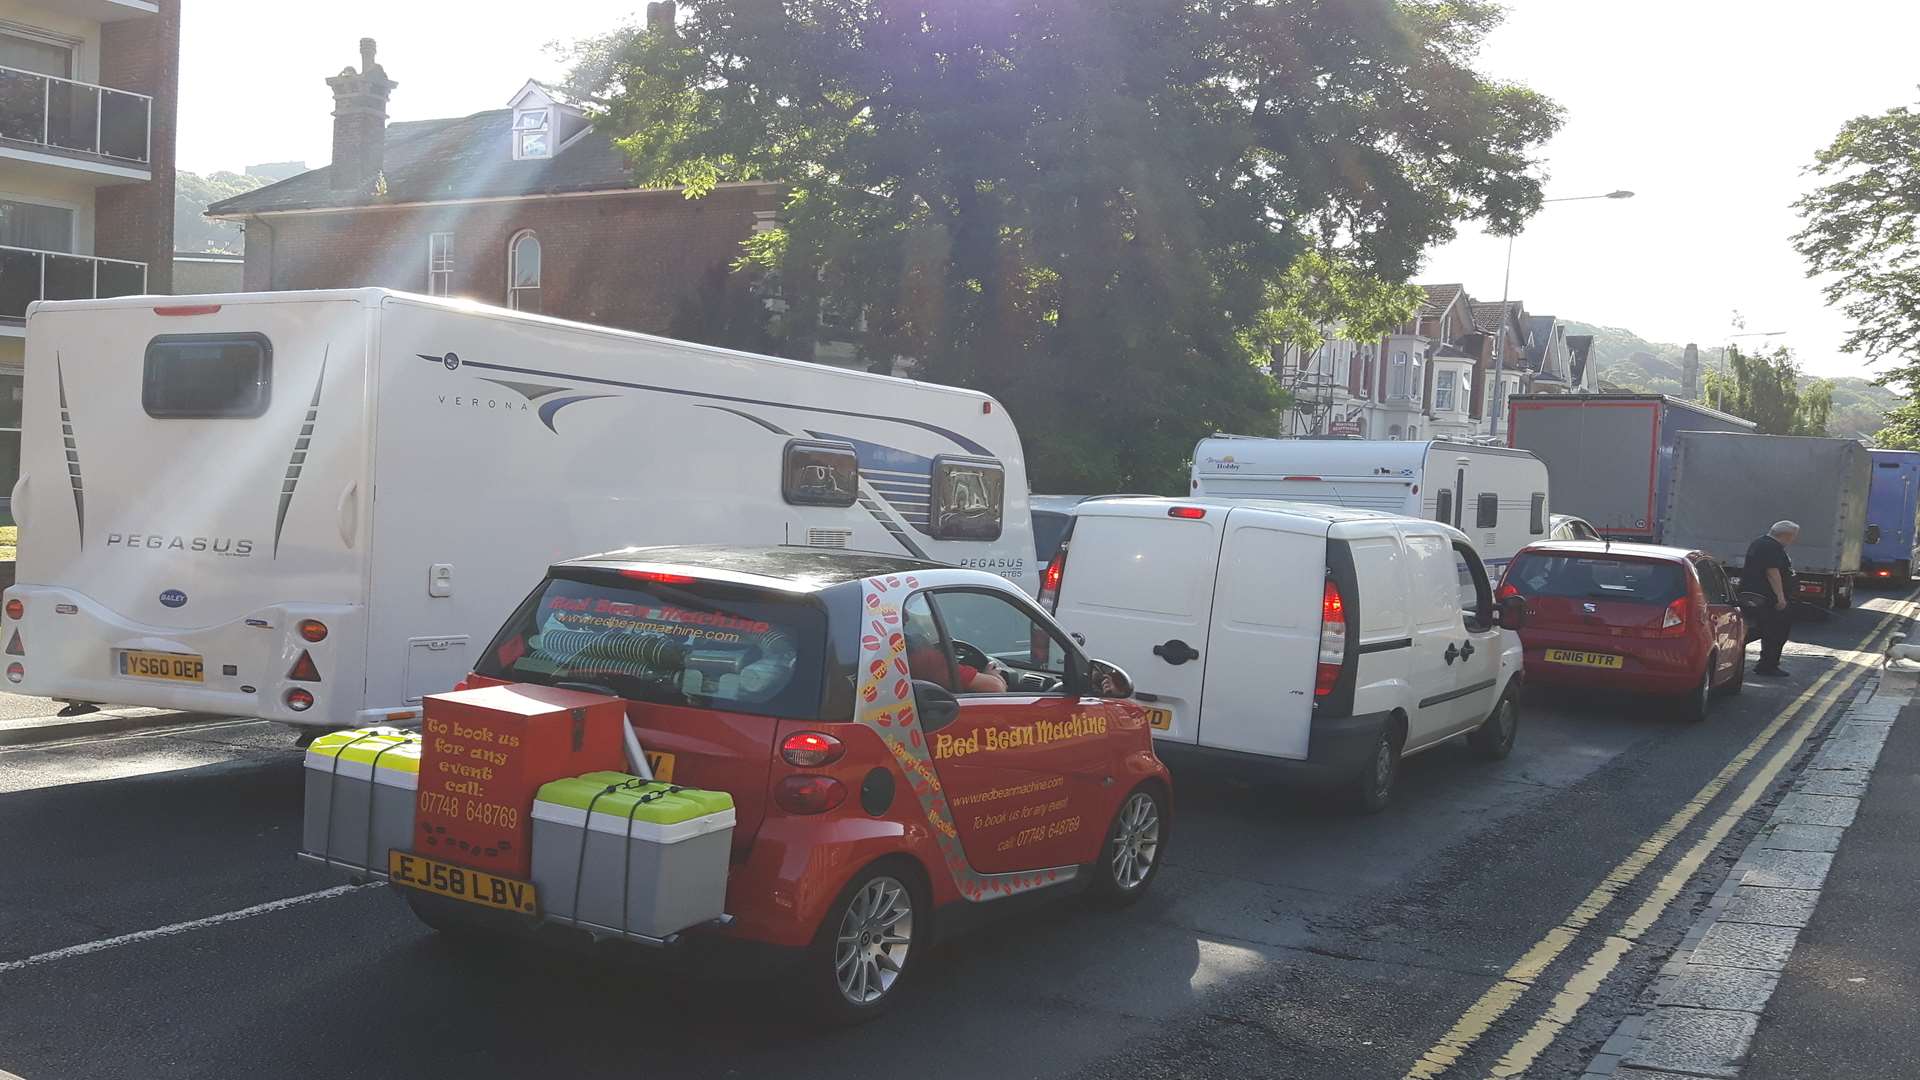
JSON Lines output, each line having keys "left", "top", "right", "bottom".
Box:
{"left": 907, "top": 644, "right": 980, "bottom": 692}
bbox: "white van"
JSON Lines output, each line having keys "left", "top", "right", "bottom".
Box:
{"left": 5, "top": 289, "right": 1038, "bottom": 729}
{"left": 1191, "top": 436, "right": 1551, "bottom": 574}
{"left": 1049, "top": 497, "right": 1524, "bottom": 810}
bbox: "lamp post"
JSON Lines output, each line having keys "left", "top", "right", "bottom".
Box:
{"left": 1487, "top": 189, "right": 1636, "bottom": 441}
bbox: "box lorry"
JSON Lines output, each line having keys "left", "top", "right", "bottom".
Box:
{"left": 1862, "top": 449, "right": 1920, "bottom": 586}
{"left": 1661, "top": 432, "right": 1869, "bottom": 610}
{"left": 3, "top": 289, "right": 1040, "bottom": 729}
{"left": 1506, "top": 394, "right": 1755, "bottom": 542}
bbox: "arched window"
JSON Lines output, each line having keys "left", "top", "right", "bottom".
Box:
{"left": 508, "top": 230, "right": 541, "bottom": 313}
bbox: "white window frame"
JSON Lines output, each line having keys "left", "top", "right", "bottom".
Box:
{"left": 1434, "top": 369, "right": 1456, "bottom": 414}
{"left": 508, "top": 229, "right": 541, "bottom": 312}
{"left": 512, "top": 107, "right": 552, "bottom": 160}
{"left": 0, "top": 191, "right": 79, "bottom": 254}
{"left": 426, "top": 232, "right": 454, "bottom": 297}
{"left": 1388, "top": 351, "right": 1411, "bottom": 400}
{"left": 0, "top": 22, "right": 80, "bottom": 79}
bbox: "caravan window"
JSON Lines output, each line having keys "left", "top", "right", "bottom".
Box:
{"left": 143, "top": 334, "right": 272, "bottom": 419}
{"left": 1435, "top": 489, "right": 1454, "bottom": 525}
{"left": 931, "top": 457, "right": 1004, "bottom": 540}
{"left": 1530, "top": 494, "right": 1547, "bottom": 535}
{"left": 1476, "top": 493, "right": 1499, "bottom": 529}
{"left": 783, "top": 439, "right": 859, "bottom": 507}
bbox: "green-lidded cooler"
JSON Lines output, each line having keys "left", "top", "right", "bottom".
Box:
{"left": 530, "top": 771, "right": 735, "bottom": 940}
{"left": 301, "top": 727, "right": 422, "bottom": 873}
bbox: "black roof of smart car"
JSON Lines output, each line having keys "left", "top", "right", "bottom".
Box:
{"left": 557, "top": 545, "right": 947, "bottom": 592}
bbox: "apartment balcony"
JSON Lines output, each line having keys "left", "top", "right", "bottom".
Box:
{"left": 0, "top": 65, "right": 152, "bottom": 182}
{"left": 0, "top": 245, "right": 147, "bottom": 334}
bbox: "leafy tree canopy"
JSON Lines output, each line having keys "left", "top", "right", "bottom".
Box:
{"left": 571, "top": 0, "right": 1561, "bottom": 490}
{"left": 1701, "top": 345, "right": 1830, "bottom": 436}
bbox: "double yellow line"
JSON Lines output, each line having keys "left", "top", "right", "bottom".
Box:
{"left": 1404, "top": 601, "right": 1911, "bottom": 1080}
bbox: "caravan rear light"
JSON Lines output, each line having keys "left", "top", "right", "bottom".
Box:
{"left": 1283, "top": 475, "right": 1322, "bottom": 482}
{"left": 284, "top": 688, "right": 314, "bottom": 712}
{"left": 153, "top": 304, "right": 221, "bottom": 316}
{"left": 298, "top": 619, "right": 329, "bottom": 643}
{"left": 1038, "top": 546, "right": 1068, "bottom": 614}
{"left": 1168, "top": 506, "right": 1207, "bottom": 520}
{"left": 287, "top": 651, "right": 322, "bottom": 682}
{"left": 5, "top": 631, "right": 22, "bottom": 656}
{"left": 5, "top": 662, "right": 21, "bottom": 684}
{"left": 1316, "top": 577, "right": 1347, "bottom": 696}
{"left": 4, "top": 599, "right": 21, "bottom": 620}
{"left": 621, "top": 570, "right": 697, "bottom": 585}
{"left": 781, "top": 731, "right": 845, "bottom": 767}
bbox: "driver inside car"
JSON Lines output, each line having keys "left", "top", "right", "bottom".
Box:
{"left": 904, "top": 602, "right": 1009, "bottom": 694}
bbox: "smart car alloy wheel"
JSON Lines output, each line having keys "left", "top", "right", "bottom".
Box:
{"left": 834, "top": 874, "right": 915, "bottom": 1006}
{"left": 1110, "top": 789, "right": 1162, "bottom": 891}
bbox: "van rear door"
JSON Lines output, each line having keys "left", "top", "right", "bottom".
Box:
{"left": 1192, "top": 508, "right": 1323, "bottom": 758}
{"left": 1050, "top": 504, "right": 1221, "bottom": 745}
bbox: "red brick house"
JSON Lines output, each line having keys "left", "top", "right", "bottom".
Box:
{"left": 206, "top": 39, "right": 780, "bottom": 337}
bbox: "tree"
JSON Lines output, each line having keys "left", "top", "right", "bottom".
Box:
{"left": 570, "top": 0, "right": 1561, "bottom": 491}
{"left": 1700, "top": 345, "right": 1831, "bottom": 436}
{"left": 1794, "top": 96, "right": 1920, "bottom": 446}
{"left": 174, "top": 170, "right": 270, "bottom": 253}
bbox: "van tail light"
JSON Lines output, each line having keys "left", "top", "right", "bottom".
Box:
{"left": 774, "top": 775, "right": 846, "bottom": 814}
{"left": 298, "top": 619, "right": 329, "bottom": 643}
{"left": 1168, "top": 506, "right": 1207, "bottom": 520}
{"left": 781, "top": 731, "right": 845, "bottom": 767}
{"left": 1660, "top": 596, "right": 1689, "bottom": 634}
{"left": 1316, "top": 577, "right": 1347, "bottom": 697}
{"left": 288, "top": 650, "right": 322, "bottom": 682}
{"left": 1038, "top": 544, "right": 1068, "bottom": 614}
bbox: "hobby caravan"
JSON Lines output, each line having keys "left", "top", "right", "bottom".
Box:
{"left": 1190, "top": 436, "right": 1550, "bottom": 572}
{"left": 6, "top": 289, "right": 1037, "bottom": 728}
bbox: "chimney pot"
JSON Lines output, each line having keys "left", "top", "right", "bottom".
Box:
{"left": 360, "top": 38, "right": 377, "bottom": 73}
{"left": 327, "top": 38, "right": 397, "bottom": 193}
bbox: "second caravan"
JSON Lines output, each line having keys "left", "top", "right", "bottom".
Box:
{"left": 1191, "top": 436, "right": 1551, "bottom": 571}
{"left": 5, "top": 289, "right": 1038, "bottom": 730}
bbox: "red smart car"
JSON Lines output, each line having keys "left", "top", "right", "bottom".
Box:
{"left": 450, "top": 546, "right": 1171, "bottom": 1022}
{"left": 1498, "top": 541, "right": 1747, "bottom": 721}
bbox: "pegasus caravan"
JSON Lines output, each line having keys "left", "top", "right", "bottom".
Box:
{"left": 1191, "top": 435, "right": 1550, "bottom": 573}
{"left": 5, "top": 290, "right": 1037, "bottom": 729}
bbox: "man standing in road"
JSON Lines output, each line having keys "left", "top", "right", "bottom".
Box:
{"left": 1742, "top": 520, "right": 1799, "bottom": 677}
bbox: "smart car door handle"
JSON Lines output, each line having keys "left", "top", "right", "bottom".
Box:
{"left": 1153, "top": 639, "right": 1200, "bottom": 665}
{"left": 1444, "top": 643, "right": 1460, "bottom": 665}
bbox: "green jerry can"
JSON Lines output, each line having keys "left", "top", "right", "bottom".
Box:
{"left": 301, "top": 727, "right": 422, "bottom": 873}
{"left": 530, "top": 771, "right": 735, "bottom": 940}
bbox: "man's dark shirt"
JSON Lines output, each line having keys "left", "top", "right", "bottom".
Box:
{"left": 1741, "top": 534, "right": 1793, "bottom": 598}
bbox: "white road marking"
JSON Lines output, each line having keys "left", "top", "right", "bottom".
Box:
{"left": 0, "top": 883, "right": 382, "bottom": 975}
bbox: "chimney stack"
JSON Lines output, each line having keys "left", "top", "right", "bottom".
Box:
{"left": 326, "top": 38, "right": 397, "bottom": 193}
{"left": 1682, "top": 343, "right": 1700, "bottom": 399}
{"left": 646, "top": 1, "right": 677, "bottom": 33}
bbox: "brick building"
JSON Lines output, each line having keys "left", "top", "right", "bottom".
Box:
{"left": 207, "top": 39, "right": 781, "bottom": 338}
{"left": 0, "top": 0, "right": 179, "bottom": 508}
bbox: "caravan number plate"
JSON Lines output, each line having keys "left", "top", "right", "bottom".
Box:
{"left": 388, "top": 850, "right": 538, "bottom": 914}
{"left": 117, "top": 649, "right": 204, "bottom": 682}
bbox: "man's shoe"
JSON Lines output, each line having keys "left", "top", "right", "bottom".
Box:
{"left": 1754, "top": 666, "right": 1789, "bottom": 677}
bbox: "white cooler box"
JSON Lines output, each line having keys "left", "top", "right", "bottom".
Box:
{"left": 301, "top": 727, "right": 421, "bottom": 873}
{"left": 531, "top": 771, "right": 735, "bottom": 940}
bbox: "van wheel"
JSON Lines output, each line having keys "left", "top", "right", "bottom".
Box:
{"left": 1680, "top": 661, "right": 1713, "bottom": 723}
{"left": 803, "top": 861, "right": 927, "bottom": 1026}
{"left": 1090, "top": 785, "right": 1166, "bottom": 907}
{"left": 1467, "top": 693, "right": 1519, "bottom": 760}
{"left": 1348, "top": 721, "right": 1403, "bottom": 814}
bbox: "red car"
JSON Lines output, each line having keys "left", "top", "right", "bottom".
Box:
{"left": 1497, "top": 541, "right": 1747, "bottom": 721}
{"left": 447, "top": 546, "right": 1171, "bottom": 1022}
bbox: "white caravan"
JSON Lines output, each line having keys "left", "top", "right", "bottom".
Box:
{"left": 5, "top": 289, "right": 1037, "bottom": 729}
{"left": 1048, "top": 497, "right": 1525, "bottom": 811}
{"left": 1191, "top": 436, "right": 1551, "bottom": 573}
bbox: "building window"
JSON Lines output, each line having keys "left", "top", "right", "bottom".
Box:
{"left": 1434, "top": 370, "right": 1457, "bottom": 413}
{"left": 513, "top": 107, "right": 552, "bottom": 159}
{"left": 0, "top": 197, "right": 75, "bottom": 252}
{"left": 1388, "top": 351, "right": 1411, "bottom": 399}
{"left": 1388, "top": 424, "right": 1403, "bottom": 440}
{"left": 508, "top": 230, "right": 541, "bottom": 313}
{"left": 427, "top": 233, "right": 454, "bottom": 297}
{"left": 0, "top": 28, "right": 76, "bottom": 78}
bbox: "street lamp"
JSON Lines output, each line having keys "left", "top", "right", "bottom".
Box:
{"left": 1487, "top": 190, "right": 1637, "bottom": 440}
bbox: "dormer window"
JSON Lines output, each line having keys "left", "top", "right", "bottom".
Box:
{"left": 513, "top": 107, "right": 551, "bottom": 159}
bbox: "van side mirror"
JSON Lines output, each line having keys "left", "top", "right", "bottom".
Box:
{"left": 911, "top": 680, "right": 960, "bottom": 733}
{"left": 1496, "top": 594, "right": 1528, "bottom": 631}
{"left": 1087, "top": 659, "right": 1134, "bottom": 699}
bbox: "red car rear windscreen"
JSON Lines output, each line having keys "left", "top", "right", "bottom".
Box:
{"left": 1505, "top": 554, "right": 1686, "bottom": 606}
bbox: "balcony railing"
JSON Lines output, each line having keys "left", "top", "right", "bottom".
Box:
{"left": 0, "top": 245, "right": 147, "bottom": 322}
{"left": 0, "top": 64, "right": 151, "bottom": 165}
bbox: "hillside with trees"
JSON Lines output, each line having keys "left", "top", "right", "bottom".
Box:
{"left": 1562, "top": 320, "right": 1903, "bottom": 442}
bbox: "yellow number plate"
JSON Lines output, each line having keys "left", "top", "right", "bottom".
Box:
{"left": 647, "top": 751, "right": 675, "bottom": 782}
{"left": 1545, "top": 648, "right": 1623, "bottom": 670}
{"left": 117, "top": 649, "right": 204, "bottom": 683}
{"left": 1145, "top": 707, "right": 1172, "bottom": 731}
{"left": 388, "top": 850, "right": 538, "bottom": 915}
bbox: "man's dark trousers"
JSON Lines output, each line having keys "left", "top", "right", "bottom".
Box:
{"left": 1755, "top": 604, "right": 1791, "bottom": 671}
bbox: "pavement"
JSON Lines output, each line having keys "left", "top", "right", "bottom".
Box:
{"left": 0, "top": 592, "right": 1913, "bottom": 1080}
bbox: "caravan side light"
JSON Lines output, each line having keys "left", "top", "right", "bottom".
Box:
{"left": 154, "top": 305, "right": 222, "bottom": 316}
